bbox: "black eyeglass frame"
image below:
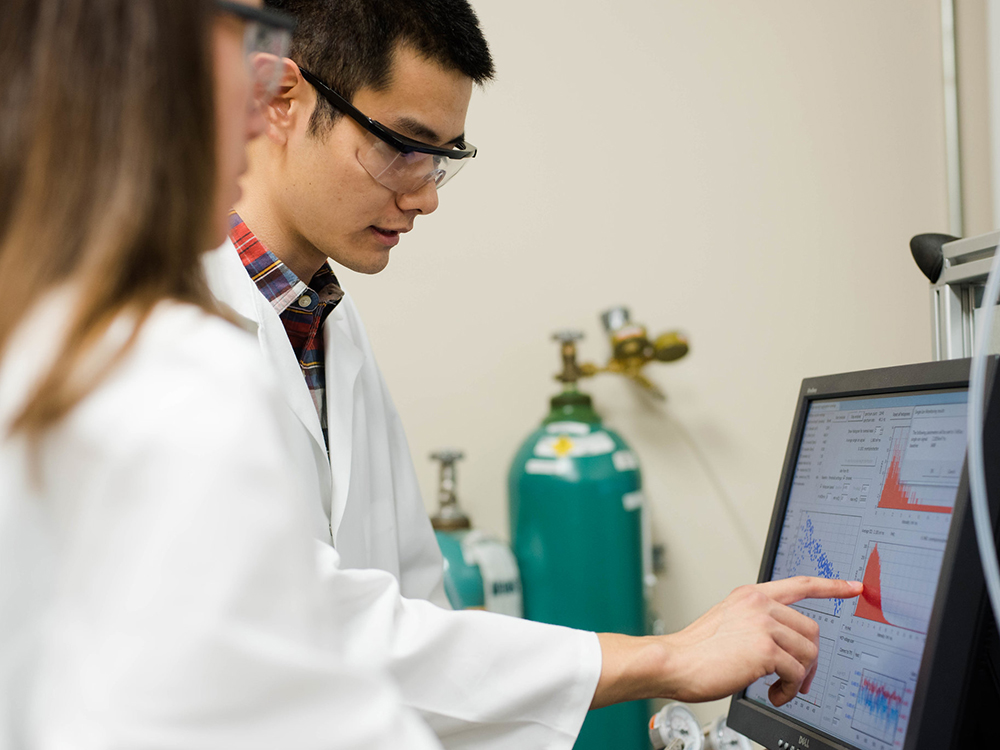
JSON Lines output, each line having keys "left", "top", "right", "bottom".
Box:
{"left": 298, "top": 67, "right": 477, "bottom": 160}
{"left": 215, "top": 1, "right": 297, "bottom": 32}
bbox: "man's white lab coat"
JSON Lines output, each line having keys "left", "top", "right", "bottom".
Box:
{"left": 0, "top": 300, "right": 442, "bottom": 750}
{"left": 205, "top": 239, "right": 446, "bottom": 603}
{"left": 203, "top": 240, "right": 603, "bottom": 749}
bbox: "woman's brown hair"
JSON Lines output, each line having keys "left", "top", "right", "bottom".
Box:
{"left": 0, "top": 0, "right": 218, "bottom": 438}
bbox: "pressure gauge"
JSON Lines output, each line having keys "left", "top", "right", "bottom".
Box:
{"left": 649, "top": 702, "right": 705, "bottom": 750}
{"left": 705, "top": 716, "right": 752, "bottom": 750}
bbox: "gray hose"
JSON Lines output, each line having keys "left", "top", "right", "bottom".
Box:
{"left": 967, "top": 245, "right": 1000, "bottom": 631}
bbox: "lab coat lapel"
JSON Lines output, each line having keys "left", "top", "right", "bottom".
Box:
{"left": 254, "top": 296, "right": 329, "bottom": 455}
{"left": 323, "top": 302, "right": 364, "bottom": 539}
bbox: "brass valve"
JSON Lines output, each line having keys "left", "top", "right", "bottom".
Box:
{"left": 552, "top": 308, "right": 689, "bottom": 399}
{"left": 552, "top": 330, "right": 594, "bottom": 384}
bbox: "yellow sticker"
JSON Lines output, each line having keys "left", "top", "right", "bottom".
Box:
{"left": 552, "top": 436, "right": 575, "bottom": 457}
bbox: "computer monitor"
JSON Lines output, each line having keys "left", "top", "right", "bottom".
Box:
{"left": 728, "top": 358, "right": 1000, "bottom": 750}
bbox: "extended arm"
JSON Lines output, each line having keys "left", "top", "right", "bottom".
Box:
{"left": 593, "top": 577, "right": 864, "bottom": 709}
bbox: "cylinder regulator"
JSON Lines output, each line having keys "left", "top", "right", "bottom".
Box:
{"left": 430, "top": 450, "right": 522, "bottom": 616}
{"left": 507, "top": 307, "right": 688, "bottom": 750}
{"left": 648, "top": 704, "right": 753, "bottom": 750}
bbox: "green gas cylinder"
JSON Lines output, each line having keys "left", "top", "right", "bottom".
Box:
{"left": 431, "top": 450, "right": 523, "bottom": 616}
{"left": 508, "top": 331, "right": 648, "bottom": 750}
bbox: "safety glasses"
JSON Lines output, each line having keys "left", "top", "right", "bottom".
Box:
{"left": 298, "top": 66, "right": 477, "bottom": 194}
{"left": 215, "top": 1, "right": 296, "bottom": 107}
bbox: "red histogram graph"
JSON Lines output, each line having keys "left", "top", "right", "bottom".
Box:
{"left": 853, "top": 542, "right": 940, "bottom": 633}
{"left": 855, "top": 544, "right": 892, "bottom": 625}
{"left": 877, "top": 447, "right": 952, "bottom": 515}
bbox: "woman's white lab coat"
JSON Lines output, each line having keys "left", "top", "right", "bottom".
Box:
{"left": 0, "top": 300, "right": 442, "bottom": 749}
{"left": 203, "top": 241, "right": 603, "bottom": 749}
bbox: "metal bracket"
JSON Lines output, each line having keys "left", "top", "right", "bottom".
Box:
{"left": 931, "top": 232, "right": 1000, "bottom": 360}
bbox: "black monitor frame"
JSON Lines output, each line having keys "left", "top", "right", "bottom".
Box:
{"left": 728, "top": 357, "right": 1000, "bottom": 750}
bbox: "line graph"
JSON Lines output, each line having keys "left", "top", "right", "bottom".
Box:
{"left": 798, "top": 636, "right": 835, "bottom": 708}
{"left": 852, "top": 542, "right": 942, "bottom": 633}
{"left": 786, "top": 512, "right": 862, "bottom": 616}
{"left": 851, "top": 670, "right": 904, "bottom": 744}
{"left": 877, "top": 429, "right": 954, "bottom": 514}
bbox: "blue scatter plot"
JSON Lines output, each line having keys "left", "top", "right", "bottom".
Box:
{"left": 789, "top": 517, "right": 844, "bottom": 616}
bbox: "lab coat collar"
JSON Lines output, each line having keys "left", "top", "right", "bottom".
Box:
{"left": 201, "top": 243, "right": 259, "bottom": 332}
{"left": 202, "top": 241, "right": 330, "bottom": 466}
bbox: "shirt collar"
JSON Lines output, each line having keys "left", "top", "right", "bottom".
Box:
{"left": 228, "top": 212, "right": 343, "bottom": 315}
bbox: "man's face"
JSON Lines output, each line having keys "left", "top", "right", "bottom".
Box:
{"left": 278, "top": 45, "right": 474, "bottom": 275}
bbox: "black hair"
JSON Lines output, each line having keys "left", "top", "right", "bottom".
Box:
{"left": 264, "top": 0, "right": 494, "bottom": 133}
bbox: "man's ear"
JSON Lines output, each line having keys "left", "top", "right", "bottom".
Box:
{"left": 263, "top": 58, "right": 311, "bottom": 146}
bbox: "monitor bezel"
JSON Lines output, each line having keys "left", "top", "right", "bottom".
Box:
{"left": 727, "top": 357, "right": 1000, "bottom": 750}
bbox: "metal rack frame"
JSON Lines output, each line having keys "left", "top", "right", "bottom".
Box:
{"left": 932, "top": 231, "right": 999, "bottom": 360}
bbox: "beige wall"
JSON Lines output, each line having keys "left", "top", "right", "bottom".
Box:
{"left": 342, "top": 0, "right": 952, "bottom": 723}
{"left": 957, "top": 0, "right": 995, "bottom": 234}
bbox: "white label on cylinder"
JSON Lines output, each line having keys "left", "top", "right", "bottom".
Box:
{"left": 613, "top": 450, "right": 639, "bottom": 471}
{"left": 524, "top": 458, "right": 571, "bottom": 475}
{"left": 534, "top": 431, "right": 616, "bottom": 458}
{"left": 461, "top": 530, "right": 523, "bottom": 618}
{"left": 622, "top": 490, "right": 644, "bottom": 511}
{"left": 544, "top": 421, "right": 591, "bottom": 435}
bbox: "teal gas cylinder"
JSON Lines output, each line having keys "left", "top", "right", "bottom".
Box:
{"left": 509, "top": 378, "right": 648, "bottom": 750}
{"left": 435, "top": 529, "right": 485, "bottom": 609}
{"left": 431, "top": 450, "right": 523, "bottom": 616}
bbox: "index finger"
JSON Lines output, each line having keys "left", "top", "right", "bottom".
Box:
{"left": 757, "top": 576, "right": 863, "bottom": 606}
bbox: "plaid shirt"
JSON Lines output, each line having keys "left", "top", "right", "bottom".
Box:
{"left": 229, "top": 213, "right": 344, "bottom": 447}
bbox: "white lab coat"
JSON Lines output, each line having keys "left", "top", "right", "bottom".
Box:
{"left": 0, "top": 299, "right": 442, "bottom": 750}
{"left": 203, "top": 240, "right": 604, "bottom": 749}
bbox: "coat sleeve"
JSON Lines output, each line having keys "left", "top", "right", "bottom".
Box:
{"left": 26, "top": 313, "right": 442, "bottom": 750}
{"left": 314, "top": 541, "right": 603, "bottom": 750}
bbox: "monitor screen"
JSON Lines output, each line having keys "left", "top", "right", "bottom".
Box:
{"left": 742, "top": 387, "right": 968, "bottom": 750}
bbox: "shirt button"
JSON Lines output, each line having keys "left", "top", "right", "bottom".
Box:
{"left": 298, "top": 294, "right": 313, "bottom": 308}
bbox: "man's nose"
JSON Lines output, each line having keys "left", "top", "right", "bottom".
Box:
{"left": 396, "top": 179, "right": 439, "bottom": 215}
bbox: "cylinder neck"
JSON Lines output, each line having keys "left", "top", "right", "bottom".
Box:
{"left": 544, "top": 385, "right": 602, "bottom": 425}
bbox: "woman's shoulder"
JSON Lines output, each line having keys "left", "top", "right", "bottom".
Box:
{"left": 0, "top": 298, "right": 278, "bottom": 453}
{"left": 90, "top": 300, "right": 276, "bottom": 430}
{"left": 132, "top": 300, "right": 263, "bottom": 382}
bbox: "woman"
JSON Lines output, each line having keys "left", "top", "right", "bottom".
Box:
{"left": 0, "top": 1, "right": 439, "bottom": 747}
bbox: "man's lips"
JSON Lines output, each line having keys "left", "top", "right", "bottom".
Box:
{"left": 369, "top": 226, "right": 409, "bottom": 247}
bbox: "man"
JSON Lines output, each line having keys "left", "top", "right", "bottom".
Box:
{"left": 202, "top": 0, "right": 862, "bottom": 747}
{"left": 213, "top": 0, "right": 479, "bottom": 606}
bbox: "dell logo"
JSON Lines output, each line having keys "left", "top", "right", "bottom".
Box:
{"left": 799, "top": 736, "right": 810, "bottom": 748}
{"left": 806, "top": 388, "right": 818, "bottom": 395}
